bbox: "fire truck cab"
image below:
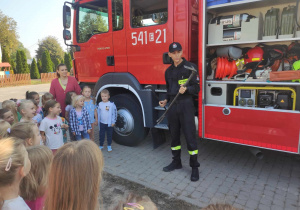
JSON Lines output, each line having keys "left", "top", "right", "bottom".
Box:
{"left": 63, "top": 0, "right": 199, "bottom": 146}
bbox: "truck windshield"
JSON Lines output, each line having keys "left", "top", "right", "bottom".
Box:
{"left": 131, "top": 0, "right": 168, "bottom": 28}
{"left": 77, "top": 1, "right": 109, "bottom": 43}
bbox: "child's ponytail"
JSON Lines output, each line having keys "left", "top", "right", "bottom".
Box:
{"left": 26, "top": 91, "right": 38, "bottom": 100}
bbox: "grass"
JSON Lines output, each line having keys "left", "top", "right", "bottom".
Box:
{"left": 31, "top": 79, "right": 42, "bottom": 85}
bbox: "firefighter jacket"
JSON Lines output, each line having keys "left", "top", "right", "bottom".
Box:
{"left": 165, "top": 58, "right": 199, "bottom": 102}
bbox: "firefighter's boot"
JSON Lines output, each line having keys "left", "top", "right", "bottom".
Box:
{"left": 163, "top": 161, "right": 182, "bottom": 172}
{"left": 191, "top": 167, "right": 199, "bottom": 182}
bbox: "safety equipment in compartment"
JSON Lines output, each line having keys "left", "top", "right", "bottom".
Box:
{"left": 215, "top": 57, "right": 238, "bottom": 79}
{"left": 216, "top": 46, "right": 242, "bottom": 60}
{"left": 233, "top": 87, "right": 296, "bottom": 110}
{"left": 244, "top": 46, "right": 264, "bottom": 64}
{"left": 280, "top": 6, "right": 296, "bottom": 36}
{"left": 264, "top": 8, "right": 279, "bottom": 37}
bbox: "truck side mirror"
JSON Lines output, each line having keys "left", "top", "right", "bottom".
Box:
{"left": 63, "top": 30, "right": 72, "bottom": 41}
{"left": 63, "top": 5, "right": 71, "bottom": 29}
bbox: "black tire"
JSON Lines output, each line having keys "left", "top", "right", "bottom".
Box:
{"left": 110, "top": 94, "right": 149, "bottom": 146}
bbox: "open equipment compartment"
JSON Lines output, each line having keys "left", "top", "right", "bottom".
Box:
{"left": 202, "top": 0, "right": 300, "bottom": 154}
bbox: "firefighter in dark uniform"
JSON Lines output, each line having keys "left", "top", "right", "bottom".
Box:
{"left": 159, "top": 42, "right": 200, "bottom": 182}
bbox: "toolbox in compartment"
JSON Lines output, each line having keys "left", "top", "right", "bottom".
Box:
{"left": 208, "top": 14, "right": 263, "bottom": 44}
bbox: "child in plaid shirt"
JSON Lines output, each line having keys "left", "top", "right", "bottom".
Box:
{"left": 69, "top": 95, "right": 91, "bottom": 140}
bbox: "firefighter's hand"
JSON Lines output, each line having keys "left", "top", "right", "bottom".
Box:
{"left": 159, "top": 99, "right": 167, "bottom": 107}
{"left": 179, "top": 85, "right": 187, "bottom": 94}
{"left": 87, "top": 129, "right": 91, "bottom": 134}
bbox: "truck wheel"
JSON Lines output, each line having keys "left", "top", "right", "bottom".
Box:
{"left": 110, "top": 94, "right": 149, "bottom": 146}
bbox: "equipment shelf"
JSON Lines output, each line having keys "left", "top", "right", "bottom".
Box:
{"left": 206, "top": 80, "right": 300, "bottom": 86}
{"left": 207, "top": 37, "right": 300, "bottom": 47}
{"left": 207, "top": 0, "right": 296, "bottom": 13}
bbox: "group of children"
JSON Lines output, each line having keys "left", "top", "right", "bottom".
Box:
{"left": 0, "top": 86, "right": 117, "bottom": 210}
{"left": 0, "top": 86, "right": 117, "bottom": 153}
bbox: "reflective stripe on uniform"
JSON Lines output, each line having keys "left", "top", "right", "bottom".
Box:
{"left": 171, "top": 145, "right": 181, "bottom": 150}
{"left": 178, "top": 78, "right": 188, "bottom": 85}
{"left": 188, "top": 150, "right": 198, "bottom": 155}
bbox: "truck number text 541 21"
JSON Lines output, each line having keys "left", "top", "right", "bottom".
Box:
{"left": 131, "top": 29, "right": 167, "bottom": 46}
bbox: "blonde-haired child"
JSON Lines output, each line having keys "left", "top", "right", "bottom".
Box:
{"left": 97, "top": 89, "right": 117, "bottom": 152}
{"left": 69, "top": 95, "right": 91, "bottom": 140}
{"left": 18, "top": 100, "right": 36, "bottom": 123}
{"left": 82, "top": 86, "right": 98, "bottom": 141}
{"left": 0, "top": 138, "right": 31, "bottom": 210}
{"left": 0, "top": 120, "right": 11, "bottom": 139}
{"left": 45, "top": 140, "right": 103, "bottom": 210}
{"left": 2, "top": 100, "right": 18, "bottom": 123}
{"left": 65, "top": 91, "right": 77, "bottom": 141}
{"left": 40, "top": 100, "right": 68, "bottom": 154}
{"left": 10, "top": 122, "right": 41, "bottom": 147}
{"left": 20, "top": 145, "right": 53, "bottom": 210}
{"left": 113, "top": 193, "right": 158, "bottom": 210}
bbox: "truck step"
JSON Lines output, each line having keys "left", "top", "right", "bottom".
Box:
{"left": 154, "top": 124, "right": 169, "bottom": 130}
{"left": 154, "top": 105, "right": 168, "bottom": 110}
{"left": 155, "top": 89, "right": 167, "bottom": 93}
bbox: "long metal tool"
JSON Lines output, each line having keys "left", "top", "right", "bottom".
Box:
{"left": 156, "top": 65, "right": 197, "bottom": 124}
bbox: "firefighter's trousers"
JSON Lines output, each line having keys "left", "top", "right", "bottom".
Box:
{"left": 167, "top": 97, "right": 200, "bottom": 168}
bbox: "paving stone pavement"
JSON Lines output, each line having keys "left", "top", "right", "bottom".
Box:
{"left": 92, "top": 127, "right": 300, "bottom": 210}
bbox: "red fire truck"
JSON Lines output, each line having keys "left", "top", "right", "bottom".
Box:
{"left": 63, "top": 0, "right": 300, "bottom": 155}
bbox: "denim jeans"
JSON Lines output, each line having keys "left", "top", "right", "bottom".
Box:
{"left": 75, "top": 131, "right": 90, "bottom": 141}
{"left": 99, "top": 123, "right": 113, "bottom": 146}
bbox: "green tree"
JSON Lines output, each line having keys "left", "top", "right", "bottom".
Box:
{"left": 30, "top": 58, "right": 40, "bottom": 79}
{"left": 36, "top": 36, "right": 64, "bottom": 63}
{"left": 16, "top": 50, "right": 22, "bottom": 73}
{"left": 41, "top": 50, "right": 53, "bottom": 73}
{"left": 19, "top": 50, "right": 29, "bottom": 73}
{"left": 64, "top": 53, "right": 72, "bottom": 71}
{"left": 37, "top": 59, "right": 42, "bottom": 73}
{"left": 1, "top": 47, "right": 10, "bottom": 64}
{"left": 10, "top": 60, "right": 16, "bottom": 73}
{"left": 0, "top": 11, "right": 19, "bottom": 54}
{"left": 60, "top": 58, "right": 64, "bottom": 64}
{"left": 10, "top": 42, "right": 31, "bottom": 61}
{"left": 53, "top": 58, "right": 60, "bottom": 70}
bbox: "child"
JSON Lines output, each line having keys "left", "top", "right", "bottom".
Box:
{"left": 10, "top": 122, "right": 41, "bottom": 147}
{"left": 2, "top": 100, "right": 18, "bottom": 123}
{"left": 0, "top": 108, "right": 15, "bottom": 125}
{"left": 45, "top": 140, "right": 103, "bottom": 210}
{"left": 65, "top": 91, "right": 77, "bottom": 141}
{"left": 97, "top": 89, "right": 117, "bottom": 152}
{"left": 20, "top": 145, "right": 53, "bottom": 210}
{"left": 18, "top": 100, "right": 36, "bottom": 123}
{"left": 69, "top": 95, "right": 91, "bottom": 140}
{"left": 82, "top": 86, "right": 98, "bottom": 141}
{"left": 26, "top": 91, "right": 41, "bottom": 114}
{"left": 0, "top": 120, "right": 11, "bottom": 139}
{"left": 41, "top": 92, "right": 54, "bottom": 117}
{"left": 31, "top": 100, "right": 42, "bottom": 126}
{"left": 40, "top": 100, "right": 68, "bottom": 154}
{"left": 0, "top": 138, "right": 31, "bottom": 210}
{"left": 65, "top": 91, "right": 77, "bottom": 122}
{"left": 112, "top": 193, "right": 158, "bottom": 210}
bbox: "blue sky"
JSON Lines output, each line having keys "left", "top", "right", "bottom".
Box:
{"left": 0, "top": 0, "right": 66, "bottom": 58}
